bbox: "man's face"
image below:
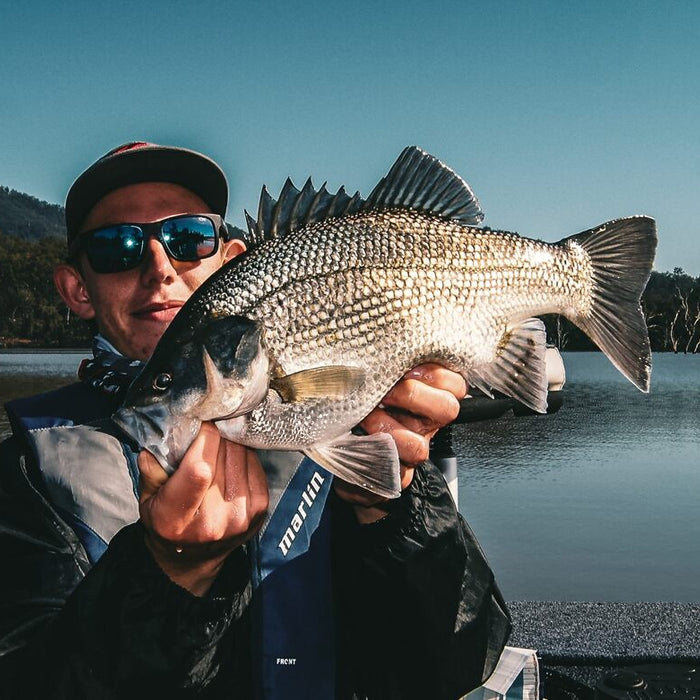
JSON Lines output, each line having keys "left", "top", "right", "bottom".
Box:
{"left": 72, "top": 182, "right": 241, "bottom": 360}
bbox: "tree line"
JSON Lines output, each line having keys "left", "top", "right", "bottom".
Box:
{"left": 541, "top": 267, "right": 700, "bottom": 354}
{"left": 0, "top": 234, "right": 92, "bottom": 347}
{"left": 1, "top": 231, "right": 698, "bottom": 351}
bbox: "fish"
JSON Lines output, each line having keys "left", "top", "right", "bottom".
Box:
{"left": 112, "top": 146, "right": 657, "bottom": 499}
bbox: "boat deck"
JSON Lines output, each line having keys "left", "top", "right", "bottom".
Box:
{"left": 508, "top": 601, "right": 700, "bottom": 695}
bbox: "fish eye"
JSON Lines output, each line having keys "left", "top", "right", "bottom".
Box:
{"left": 152, "top": 372, "right": 173, "bottom": 392}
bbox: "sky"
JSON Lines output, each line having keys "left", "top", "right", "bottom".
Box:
{"left": 1, "top": 0, "right": 698, "bottom": 274}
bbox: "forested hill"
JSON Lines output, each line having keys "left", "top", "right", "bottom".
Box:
{"left": 0, "top": 187, "right": 88, "bottom": 346}
{"left": 0, "top": 186, "right": 66, "bottom": 240}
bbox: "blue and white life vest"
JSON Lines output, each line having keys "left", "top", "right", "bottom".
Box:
{"left": 5, "top": 382, "right": 337, "bottom": 699}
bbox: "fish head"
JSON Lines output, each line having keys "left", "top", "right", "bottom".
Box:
{"left": 112, "top": 315, "right": 270, "bottom": 471}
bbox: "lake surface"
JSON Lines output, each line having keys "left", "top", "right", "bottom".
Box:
{"left": 455, "top": 352, "right": 700, "bottom": 602}
{"left": 1, "top": 350, "right": 698, "bottom": 601}
{"left": 0, "top": 350, "right": 90, "bottom": 438}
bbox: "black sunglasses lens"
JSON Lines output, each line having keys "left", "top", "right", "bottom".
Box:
{"left": 161, "top": 216, "right": 217, "bottom": 261}
{"left": 85, "top": 226, "right": 144, "bottom": 273}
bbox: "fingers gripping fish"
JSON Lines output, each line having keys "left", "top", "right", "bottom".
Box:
{"left": 113, "top": 147, "right": 657, "bottom": 499}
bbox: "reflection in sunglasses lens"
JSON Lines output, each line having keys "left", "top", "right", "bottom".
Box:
{"left": 163, "top": 217, "right": 216, "bottom": 259}
{"left": 89, "top": 225, "right": 144, "bottom": 273}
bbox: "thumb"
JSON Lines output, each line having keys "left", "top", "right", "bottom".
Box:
{"left": 138, "top": 450, "right": 169, "bottom": 502}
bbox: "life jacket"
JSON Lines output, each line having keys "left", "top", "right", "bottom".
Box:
{"left": 5, "top": 382, "right": 337, "bottom": 699}
{"left": 5, "top": 382, "right": 140, "bottom": 564}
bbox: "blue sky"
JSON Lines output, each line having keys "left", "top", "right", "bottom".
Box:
{"left": 1, "top": 0, "right": 698, "bottom": 274}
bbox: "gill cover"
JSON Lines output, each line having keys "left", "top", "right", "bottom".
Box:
{"left": 195, "top": 315, "right": 270, "bottom": 421}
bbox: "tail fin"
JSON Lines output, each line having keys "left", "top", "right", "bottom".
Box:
{"left": 567, "top": 216, "right": 657, "bottom": 392}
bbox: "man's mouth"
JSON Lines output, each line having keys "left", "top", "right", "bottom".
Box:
{"left": 132, "top": 301, "right": 185, "bottom": 322}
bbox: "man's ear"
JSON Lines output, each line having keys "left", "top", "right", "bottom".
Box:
{"left": 222, "top": 238, "right": 246, "bottom": 264}
{"left": 53, "top": 264, "right": 96, "bottom": 320}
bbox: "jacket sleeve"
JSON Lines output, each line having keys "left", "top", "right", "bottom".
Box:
{"left": 0, "top": 437, "right": 253, "bottom": 699}
{"left": 332, "top": 459, "right": 511, "bottom": 700}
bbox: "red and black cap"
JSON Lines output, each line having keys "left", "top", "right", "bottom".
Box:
{"left": 65, "top": 141, "right": 228, "bottom": 244}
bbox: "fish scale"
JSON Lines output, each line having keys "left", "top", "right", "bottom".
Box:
{"left": 115, "top": 147, "right": 657, "bottom": 499}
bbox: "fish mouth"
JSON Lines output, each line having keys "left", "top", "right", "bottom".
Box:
{"left": 112, "top": 404, "right": 200, "bottom": 474}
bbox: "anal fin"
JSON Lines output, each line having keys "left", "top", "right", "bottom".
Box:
{"left": 469, "top": 318, "right": 548, "bottom": 413}
{"left": 305, "top": 432, "right": 401, "bottom": 499}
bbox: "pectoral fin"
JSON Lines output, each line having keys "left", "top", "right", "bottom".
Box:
{"left": 305, "top": 432, "right": 401, "bottom": 499}
{"left": 469, "top": 318, "right": 548, "bottom": 413}
{"left": 271, "top": 366, "right": 366, "bottom": 402}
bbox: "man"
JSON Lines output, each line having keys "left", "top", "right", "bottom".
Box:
{"left": 0, "top": 142, "right": 510, "bottom": 698}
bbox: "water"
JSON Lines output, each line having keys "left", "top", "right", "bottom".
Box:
{"left": 456, "top": 352, "right": 700, "bottom": 602}
{"left": 1, "top": 350, "right": 698, "bottom": 601}
{"left": 0, "top": 350, "right": 90, "bottom": 437}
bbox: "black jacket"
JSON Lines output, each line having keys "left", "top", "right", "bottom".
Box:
{"left": 0, "top": 401, "right": 510, "bottom": 699}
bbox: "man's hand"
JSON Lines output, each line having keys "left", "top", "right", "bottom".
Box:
{"left": 334, "top": 363, "right": 466, "bottom": 523}
{"left": 138, "top": 422, "right": 269, "bottom": 596}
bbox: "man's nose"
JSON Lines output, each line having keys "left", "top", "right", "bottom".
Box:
{"left": 140, "top": 237, "right": 177, "bottom": 284}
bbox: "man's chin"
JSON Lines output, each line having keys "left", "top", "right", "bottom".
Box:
{"left": 124, "top": 318, "right": 172, "bottom": 359}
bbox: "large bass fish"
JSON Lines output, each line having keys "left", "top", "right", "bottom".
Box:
{"left": 113, "top": 147, "right": 657, "bottom": 499}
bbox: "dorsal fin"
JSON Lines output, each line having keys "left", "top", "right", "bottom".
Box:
{"left": 364, "top": 146, "right": 483, "bottom": 225}
{"left": 244, "top": 146, "right": 483, "bottom": 246}
{"left": 244, "top": 179, "right": 366, "bottom": 246}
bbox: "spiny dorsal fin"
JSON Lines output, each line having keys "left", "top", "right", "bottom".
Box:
{"left": 243, "top": 146, "right": 483, "bottom": 247}
{"left": 244, "top": 180, "right": 366, "bottom": 246}
{"left": 363, "top": 146, "right": 484, "bottom": 225}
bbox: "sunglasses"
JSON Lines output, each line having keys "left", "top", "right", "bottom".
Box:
{"left": 72, "top": 214, "right": 228, "bottom": 274}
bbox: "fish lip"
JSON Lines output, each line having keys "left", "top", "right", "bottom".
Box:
{"left": 112, "top": 403, "right": 203, "bottom": 475}
{"left": 127, "top": 406, "right": 165, "bottom": 439}
{"left": 112, "top": 405, "right": 174, "bottom": 471}
{"left": 112, "top": 405, "right": 161, "bottom": 442}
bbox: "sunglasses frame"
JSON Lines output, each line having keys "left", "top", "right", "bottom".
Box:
{"left": 70, "top": 213, "right": 229, "bottom": 274}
